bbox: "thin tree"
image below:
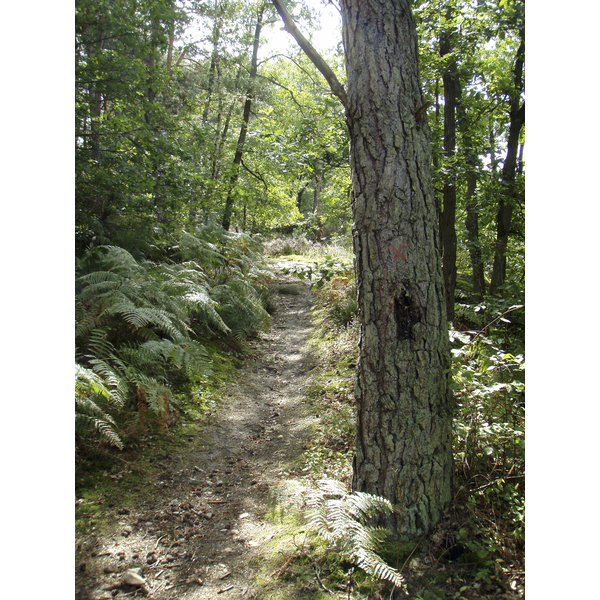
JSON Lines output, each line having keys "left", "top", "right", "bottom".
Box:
{"left": 222, "top": 3, "right": 265, "bottom": 231}
{"left": 490, "top": 33, "right": 525, "bottom": 295}
{"left": 439, "top": 5, "right": 459, "bottom": 321}
{"left": 271, "top": 0, "right": 452, "bottom": 539}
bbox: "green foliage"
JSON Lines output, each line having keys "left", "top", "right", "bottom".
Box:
{"left": 447, "top": 302, "right": 525, "bottom": 582}
{"left": 306, "top": 479, "right": 406, "bottom": 591}
{"left": 75, "top": 363, "right": 125, "bottom": 449}
{"left": 450, "top": 329, "right": 524, "bottom": 478}
{"left": 75, "top": 221, "right": 273, "bottom": 449}
{"left": 174, "top": 221, "right": 272, "bottom": 337}
{"left": 283, "top": 254, "right": 354, "bottom": 290}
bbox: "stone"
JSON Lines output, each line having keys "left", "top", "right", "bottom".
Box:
{"left": 121, "top": 571, "right": 147, "bottom": 588}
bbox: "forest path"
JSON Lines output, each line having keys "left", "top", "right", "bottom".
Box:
{"left": 77, "top": 261, "right": 320, "bottom": 600}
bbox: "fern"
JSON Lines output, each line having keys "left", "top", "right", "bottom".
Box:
{"left": 75, "top": 364, "right": 124, "bottom": 449}
{"left": 306, "top": 479, "right": 407, "bottom": 592}
{"left": 100, "top": 301, "right": 188, "bottom": 339}
{"left": 120, "top": 339, "right": 211, "bottom": 375}
{"left": 75, "top": 224, "right": 275, "bottom": 449}
{"left": 212, "top": 279, "right": 270, "bottom": 339}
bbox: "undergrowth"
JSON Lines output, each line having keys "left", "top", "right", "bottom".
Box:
{"left": 75, "top": 337, "right": 243, "bottom": 542}
{"left": 75, "top": 218, "right": 273, "bottom": 451}
{"left": 262, "top": 236, "right": 352, "bottom": 260}
{"left": 266, "top": 268, "right": 525, "bottom": 599}
{"left": 74, "top": 243, "right": 524, "bottom": 599}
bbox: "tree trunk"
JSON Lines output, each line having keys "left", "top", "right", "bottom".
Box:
{"left": 456, "top": 93, "right": 485, "bottom": 302}
{"left": 342, "top": 0, "right": 452, "bottom": 539}
{"left": 464, "top": 171, "right": 486, "bottom": 301}
{"left": 313, "top": 172, "right": 323, "bottom": 241}
{"left": 296, "top": 180, "right": 309, "bottom": 211}
{"left": 222, "top": 6, "right": 264, "bottom": 231}
{"left": 210, "top": 66, "right": 242, "bottom": 185}
{"left": 144, "top": 19, "right": 164, "bottom": 217}
{"left": 272, "top": 0, "right": 453, "bottom": 541}
{"left": 202, "top": 0, "right": 225, "bottom": 124}
{"left": 86, "top": 25, "right": 105, "bottom": 167}
{"left": 439, "top": 13, "right": 459, "bottom": 322}
{"left": 489, "top": 38, "right": 525, "bottom": 296}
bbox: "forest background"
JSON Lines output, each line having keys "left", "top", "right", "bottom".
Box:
{"left": 0, "top": 0, "right": 597, "bottom": 597}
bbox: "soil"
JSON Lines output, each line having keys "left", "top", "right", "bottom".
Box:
{"left": 76, "top": 262, "right": 320, "bottom": 600}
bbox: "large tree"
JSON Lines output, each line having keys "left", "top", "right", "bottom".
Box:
{"left": 272, "top": 0, "right": 452, "bottom": 539}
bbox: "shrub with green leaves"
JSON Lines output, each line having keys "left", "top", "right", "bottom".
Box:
{"left": 449, "top": 320, "right": 525, "bottom": 558}
{"left": 450, "top": 330, "right": 524, "bottom": 476}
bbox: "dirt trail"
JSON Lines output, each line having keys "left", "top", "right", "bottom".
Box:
{"left": 76, "top": 264, "right": 319, "bottom": 600}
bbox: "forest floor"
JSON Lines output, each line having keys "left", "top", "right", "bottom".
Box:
{"left": 75, "top": 259, "right": 525, "bottom": 600}
{"left": 76, "top": 262, "right": 327, "bottom": 600}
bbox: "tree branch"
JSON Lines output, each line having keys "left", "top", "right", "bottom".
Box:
{"left": 270, "top": 0, "right": 347, "bottom": 110}
{"left": 256, "top": 73, "right": 306, "bottom": 114}
{"left": 240, "top": 159, "right": 269, "bottom": 191}
{"left": 175, "top": 46, "right": 189, "bottom": 68}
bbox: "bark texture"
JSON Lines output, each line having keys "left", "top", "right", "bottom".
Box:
{"left": 341, "top": 0, "right": 453, "bottom": 539}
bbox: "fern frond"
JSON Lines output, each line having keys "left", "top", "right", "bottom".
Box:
{"left": 123, "top": 339, "right": 211, "bottom": 374}
{"left": 75, "top": 412, "right": 124, "bottom": 450}
{"left": 212, "top": 279, "right": 270, "bottom": 338}
{"left": 75, "top": 363, "right": 124, "bottom": 449}
{"left": 78, "top": 351, "right": 128, "bottom": 407}
{"left": 100, "top": 302, "right": 189, "bottom": 339}
{"left": 177, "top": 230, "right": 227, "bottom": 267}
{"left": 132, "top": 373, "right": 174, "bottom": 415}
{"left": 97, "top": 245, "right": 148, "bottom": 275}
{"left": 306, "top": 479, "right": 406, "bottom": 591}
{"left": 183, "top": 289, "right": 231, "bottom": 334}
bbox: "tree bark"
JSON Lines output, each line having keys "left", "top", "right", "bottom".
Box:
{"left": 272, "top": 0, "right": 453, "bottom": 540}
{"left": 342, "top": 0, "right": 452, "bottom": 540}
